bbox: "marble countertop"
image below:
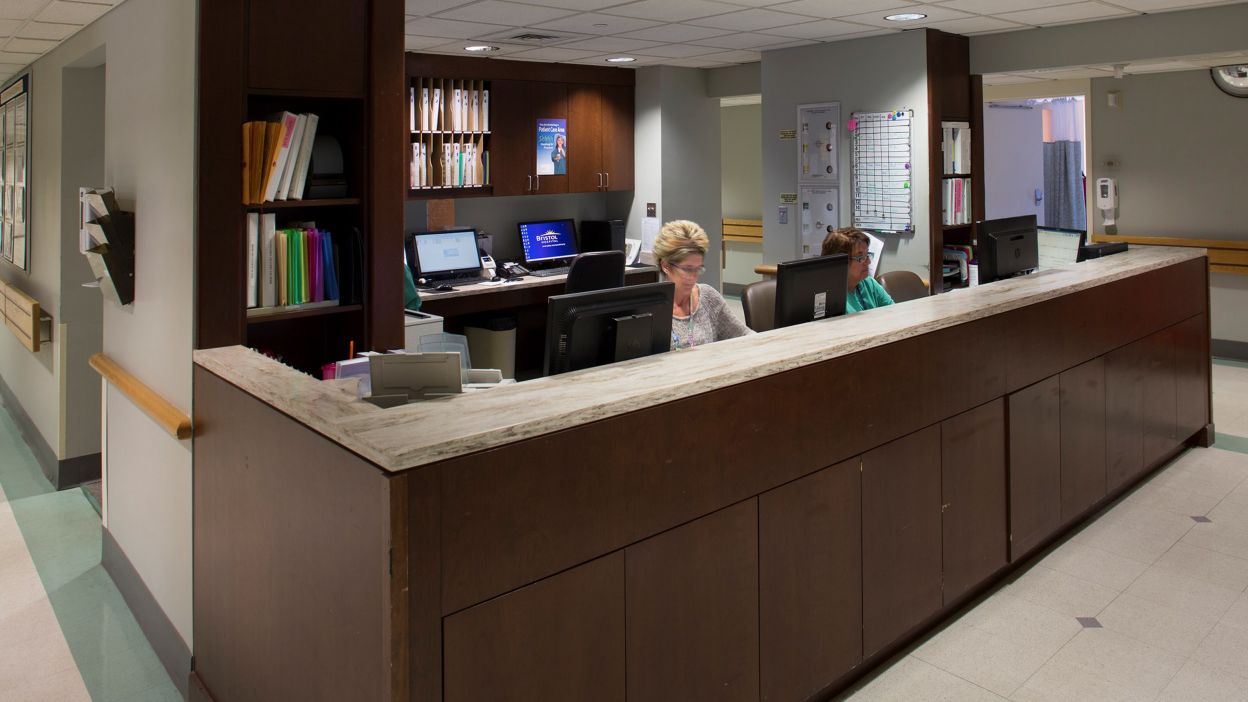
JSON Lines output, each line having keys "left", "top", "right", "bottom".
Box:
{"left": 195, "top": 246, "right": 1205, "bottom": 473}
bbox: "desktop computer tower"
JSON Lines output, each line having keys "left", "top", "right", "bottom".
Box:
{"left": 580, "top": 219, "right": 625, "bottom": 253}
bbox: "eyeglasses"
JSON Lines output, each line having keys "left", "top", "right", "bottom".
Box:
{"left": 849, "top": 251, "right": 875, "bottom": 264}
{"left": 666, "top": 263, "right": 706, "bottom": 276}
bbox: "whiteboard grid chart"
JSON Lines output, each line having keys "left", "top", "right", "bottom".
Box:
{"left": 851, "top": 110, "right": 913, "bottom": 233}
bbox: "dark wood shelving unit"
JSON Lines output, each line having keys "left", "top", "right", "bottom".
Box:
{"left": 196, "top": 0, "right": 403, "bottom": 375}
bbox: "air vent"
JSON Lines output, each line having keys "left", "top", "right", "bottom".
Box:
{"left": 509, "top": 32, "right": 565, "bottom": 43}
{"left": 479, "top": 28, "right": 584, "bottom": 45}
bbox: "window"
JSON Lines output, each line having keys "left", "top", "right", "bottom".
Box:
{"left": 1, "top": 74, "right": 30, "bottom": 270}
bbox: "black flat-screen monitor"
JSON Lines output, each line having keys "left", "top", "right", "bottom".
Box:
{"left": 406, "top": 228, "right": 480, "bottom": 280}
{"left": 544, "top": 281, "right": 675, "bottom": 376}
{"left": 976, "top": 215, "right": 1038, "bottom": 283}
{"left": 775, "top": 253, "right": 849, "bottom": 328}
{"left": 518, "top": 218, "right": 579, "bottom": 265}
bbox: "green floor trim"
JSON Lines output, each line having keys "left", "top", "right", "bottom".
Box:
{"left": 1214, "top": 432, "right": 1248, "bottom": 455}
{"left": 0, "top": 398, "right": 180, "bottom": 701}
{"left": 1213, "top": 357, "right": 1248, "bottom": 370}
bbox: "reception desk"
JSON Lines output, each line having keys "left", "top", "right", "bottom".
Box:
{"left": 191, "top": 247, "right": 1212, "bottom": 702}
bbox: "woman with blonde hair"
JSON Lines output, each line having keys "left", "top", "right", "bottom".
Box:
{"left": 821, "top": 227, "right": 894, "bottom": 313}
{"left": 653, "top": 220, "right": 752, "bottom": 349}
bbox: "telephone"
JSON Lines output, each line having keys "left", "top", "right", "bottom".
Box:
{"left": 501, "top": 261, "right": 530, "bottom": 278}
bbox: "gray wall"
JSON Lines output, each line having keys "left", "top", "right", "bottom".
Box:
{"left": 708, "top": 63, "right": 760, "bottom": 98}
{"left": 720, "top": 104, "right": 761, "bottom": 220}
{"left": 762, "top": 31, "right": 930, "bottom": 276}
{"left": 983, "top": 105, "right": 1043, "bottom": 223}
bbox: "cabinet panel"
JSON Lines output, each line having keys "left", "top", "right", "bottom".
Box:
{"left": 248, "top": 1, "right": 366, "bottom": 95}
{"left": 760, "top": 458, "right": 861, "bottom": 702}
{"left": 862, "top": 425, "right": 942, "bottom": 657}
{"left": 1143, "top": 326, "right": 1178, "bottom": 467}
{"left": 443, "top": 553, "right": 625, "bottom": 702}
{"left": 530, "top": 81, "right": 569, "bottom": 195}
{"left": 626, "top": 500, "right": 759, "bottom": 702}
{"left": 941, "top": 400, "right": 1007, "bottom": 603}
{"left": 1060, "top": 357, "right": 1107, "bottom": 522}
{"left": 490, "top": 80, "right": 569, "bottom": 196}
{"left": 600, "top": 83, "right": 634, "bottom": 191}
{"left": 1008, "top": 377, "right": 1061, "bottom": 561}
{"left": 567, "top": 84, "right": 603, "bottom": 193}
{"left": 1105, "top": 339, "right": 1146, "bottom": 492}
{"left": 1174, "top": 314, "right": 1210, "bottom": 442}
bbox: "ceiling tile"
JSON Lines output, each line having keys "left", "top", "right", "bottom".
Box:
{"left": 505, "top": 46, "right": 605, "bottom": 61}
{"left": 617, "top": 22, "right": 735, "bottom": 40}
{"left": 5, "top": 37, "right": 57, "bottom": 53}
{"left": 404, "top": 16, "right": 513, "bottom": 38}
{"left": 690, "top": 30, "right": 805, "bottom": 48}
{"left": 405, "top": 34, "right": 459, "bottom": 50}
{"left": 0, "top": 19, "right": 23, "bottom": 34}
{"left": 603, "top": 0, "right": 742, "bottom": 22}
{"left": 554, "top": 35, "right": 664, "bottom": 51}
{"left": 688, "top": 8, "right": 815, "bottom": 30}
{"left": 405, "top": 0, "right": 479, "bottom": 16}
{"left": 837, "top": 4, "right": 973, "bottom": 28}
{"left": 36, "top": 1, "right": 110, "bottom": 24}
{"left": 533, "top": 12, "right": 663, "bottom": 34}
{"left": 435, "top": 1, "right": 575, "bottom": 25}
{"left": 0, "top": 51, "right": 41, "bottom": 64}
{"left": 426, "top": 39, "right": 541, "bottom": 56}
{"left": 716, "top": 0, "right": 802, "bottom": 7}
{"left": 760, "top": 17, "right": 876, "bottom": 38}
{"left": 996, "top": 2, "right": 1134, "bottom": 27}
{"left": 923, "top": 16, "right": 1029, "bottom": 34}
{"left": 18, "top": 21, "right": 78, "bottom": 40}
{"left": 663, "top": 56, "right": 733, "bottom": 67}
{"left": 1105, "top": 0, "right": 1235, "bottom": 11}
{"left": 565, "top": 53, "right": 662, "bottom": 64}
{"left": 0, "top": 0, "right": 51, "bottom": 21}
{"left": 757, "top": 37, "right": 818, "bottom": 49}
{"left": 632, "top": 42, "right": 725, "bottom": 57}
{"left": 695, "top": 48, "right": 763, "bottom": 62}
{"left": 520, "top": 0, "right": 646, "bottom": 9}
{"left": 936, "top": 0, "right": 1074, "bottom": 13}
{"left": 764, "top": 0, "right": 915, "bottom": 19}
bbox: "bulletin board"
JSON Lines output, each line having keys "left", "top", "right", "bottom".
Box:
{"left": 850, "top": 110, "right": 914, "bottom": 233}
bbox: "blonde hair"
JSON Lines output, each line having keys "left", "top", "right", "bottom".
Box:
{"left": 821, "top": 227, "right": 870, "bottom": 257}
{"left": 653, "top": 220, "right": 709, "bottom": 268}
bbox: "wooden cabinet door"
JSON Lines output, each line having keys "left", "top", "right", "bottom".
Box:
{"left": 530, "top": 81, "right": 569, "bottom": 196}
{"left": 941, "top": 399, "right": 1007, "bottom": 604}
{"left": 1143, "top": 326, "right": 1178, "bottom": 468}
{"left": 490, "top": 80, "right": 535, "bottom": 197}
{"left": 626, "top": 500, "right": 759, "bottom": 702}
{"left": 248, "top": 1, "right": 367, "bottom": 95}
{"left": 443, "top": 553, "right": 625, "bottom": 702}
{"left": 1105, "top": 339, "right": 1146, "bottom": 492}
{"left": 600, "top": 83, "right": 634, "bottom": 191}
{"left": 1060, "top": 357, "right": 1107, "bottom": 523}
{"left": 567, "top": 84, "right": 603, "bottom": 193}
{"left": 1008, "top": 376, "right": 1062, "bottom": 561}
{"left": 759, "top": 458, "right": 861, "bottom": 702}
{"left": 1174, "top": 314, "right": 1210, "bottom": 443}
{"left": 862, "top": 425, "right": 942, "bottom": 657}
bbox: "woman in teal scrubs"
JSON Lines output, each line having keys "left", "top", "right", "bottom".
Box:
{"left": 821, "top": 227, "right": 894, "bottom": 313}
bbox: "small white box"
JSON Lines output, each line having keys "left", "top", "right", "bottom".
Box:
{"left": 404, "top": 311, "right": 444, "bottom": 350}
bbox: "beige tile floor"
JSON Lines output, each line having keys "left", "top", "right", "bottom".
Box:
{"left": 847, "top": 360, "right": 1248, "bottom": 701}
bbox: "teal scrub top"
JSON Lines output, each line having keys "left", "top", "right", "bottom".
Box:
{"left": 847, "top": 276, "right": 894, "bottom": 314}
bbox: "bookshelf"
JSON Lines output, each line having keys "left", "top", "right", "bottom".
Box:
{"left": 925, "top": 30, "right": 985, "bottom": 295}
{"left": 196, "top": 0, "right": 404, "bottom": 375}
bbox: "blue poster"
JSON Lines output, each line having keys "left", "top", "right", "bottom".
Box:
{"left": 536, "top": 118, "right": 567, "bottom": 176}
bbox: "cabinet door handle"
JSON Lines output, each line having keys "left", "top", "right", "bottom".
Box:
{"left": 604, "top": 172, "right": 610, "bottom": 189}
{"left": 534, "top": 174, "right": 540, "bottom": 192}
{"left": 597, "top": 172, "right": 603, "bottom": 189}
{"left": 526, "top": 175, "right": 532, "bottom": 192}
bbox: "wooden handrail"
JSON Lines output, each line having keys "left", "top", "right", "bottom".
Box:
{"left": 1092, "top": 234, "right": 1248, "bottom": 275}
{"left": 89, "top": 353, "right": 193, "bottom": 440}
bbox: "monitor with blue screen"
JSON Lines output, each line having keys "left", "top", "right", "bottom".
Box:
{"left": 518, "top": 219, "right": 579, "bottom": 264}
{"left": 410, "top": 228, "right": 481, "bottom": 280}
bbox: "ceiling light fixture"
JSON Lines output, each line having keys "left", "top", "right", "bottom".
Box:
{"left": 464, "top": 45, "right": 499, "bottom": 52}
{"left": 606, "top": 56, "right": 636, "bottom": 63}
{"left": 884, "top": 12, "right": 926, "bottom": 21}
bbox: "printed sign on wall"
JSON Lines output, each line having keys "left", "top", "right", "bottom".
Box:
{"left": 536, "top": 118, "right": 567, "bottom": 175}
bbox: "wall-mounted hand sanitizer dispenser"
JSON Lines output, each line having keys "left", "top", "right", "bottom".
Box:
{"left": 1096, "top": 177, "right": 1118, "bottom": 226}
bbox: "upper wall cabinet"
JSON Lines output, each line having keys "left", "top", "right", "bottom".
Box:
{"left": 248, "top": 2, "right": 367, "bottom": 96}
{"left": 405, "top": 53, "right": 635, "bottom": 200}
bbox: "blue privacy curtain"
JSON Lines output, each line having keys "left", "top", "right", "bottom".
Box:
{"left": 1043, "top": 141, "right": 1086, "bottom": 230}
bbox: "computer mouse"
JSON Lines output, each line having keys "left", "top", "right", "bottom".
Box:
{"left": 435, "top": 284, "right": 455, "bottom": 292}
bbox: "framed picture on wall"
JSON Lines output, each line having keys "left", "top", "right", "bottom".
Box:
{"left": 0, "top": 74, "right": 30, "bottom": 270}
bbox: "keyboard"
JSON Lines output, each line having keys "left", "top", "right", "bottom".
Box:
{"left": 528, "top": 266, "right": 571, "bottom": 278}
{"left": 428, "top": 275, "right": 485, "bottom": 287}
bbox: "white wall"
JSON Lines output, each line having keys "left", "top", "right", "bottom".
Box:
{"left": 761, "top": 31, "right": 931, "bottom": 276}
{"left": 983, "top": 105, "right": 1043, "bottom": 222}
{"left": 24, "top": 0, "right": 197, "bottom": 645}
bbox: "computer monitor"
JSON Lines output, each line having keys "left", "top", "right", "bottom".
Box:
{"left": 976, "top": 215, "right": 1038, "bottom": 284}
{"left": 408, "top": 228, "right": 481, "bottom": 280}
{"left": 518, "top": 218, "right": 579, "bottom": 265}
{"left": 1037, "top": 227, "right": 1086, "bottom": 270}
{"left": 544, "top": 281, "right": 675, "bottom": 376}
{"left": 774, "top": 253, "right": 849, "bottom": 328}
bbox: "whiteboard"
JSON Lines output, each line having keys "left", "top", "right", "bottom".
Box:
{"left": 851, "top": 110, "right": 914, "bottom": 233}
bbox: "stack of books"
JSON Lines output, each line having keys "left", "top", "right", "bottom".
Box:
{"left": 241, "top": 111, "right": 320, "bottom": 205}
{"left": 245, "top": 213, "right": 343, "bottom": 312}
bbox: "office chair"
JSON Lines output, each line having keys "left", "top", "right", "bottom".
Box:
{"left": 565, "top": 250, "right": 625, "bottom": 294}
{"left": 740, "top": 278, "right": 776, "bottom": 332}
{"left": 876, "top": 270, "right": 929, "bottom": 303}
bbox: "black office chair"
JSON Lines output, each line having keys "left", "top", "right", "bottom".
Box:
{"left": 565, "top": 251, "right": 625, "bottom": 294}
{"left": 741, "top": 278, "right": 776, "bottom": 332}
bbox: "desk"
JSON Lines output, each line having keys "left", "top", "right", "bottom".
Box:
{"left": 192, "top": 247, "right": 1211, "bottom": 702}
{"left": 417, "top": 266, "right": 659, "bottom": 378}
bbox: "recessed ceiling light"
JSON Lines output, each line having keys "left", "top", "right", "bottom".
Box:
{"left": 606, "top": 56, "right": 636, "bottom": 63}
{"left": 464, "top": 45, "right": 499, "bottom": 52}
{"left": 884, "top": 12, "right": 926, "bottom": 21}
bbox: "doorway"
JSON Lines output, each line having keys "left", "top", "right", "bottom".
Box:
{"left": 984, "top": 96, "right": 1087, "bottom": 231}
